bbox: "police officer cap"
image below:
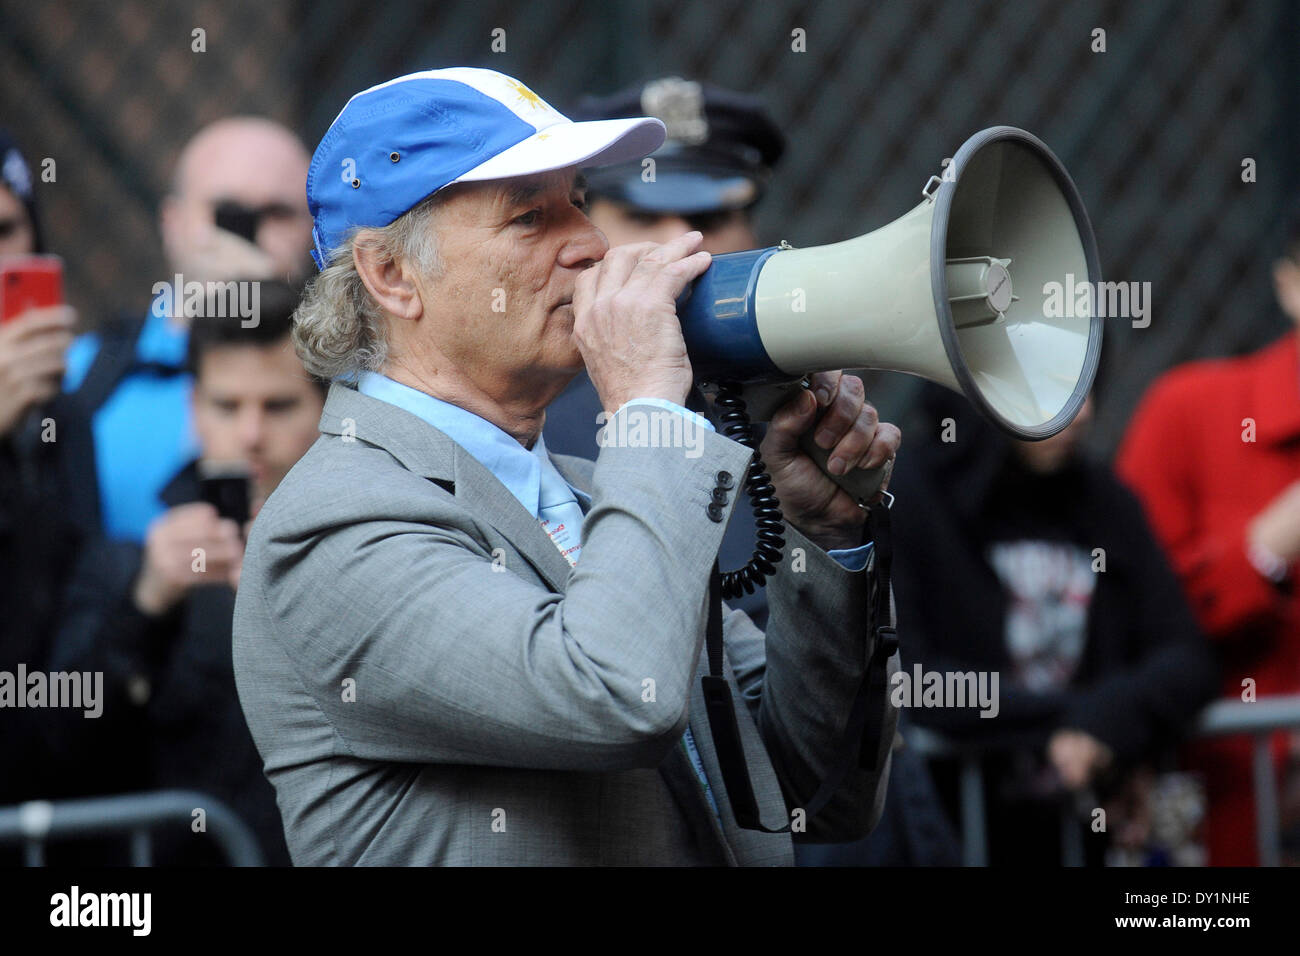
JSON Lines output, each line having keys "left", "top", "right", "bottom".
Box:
{"left": 571, "top": 77, "right": 785, "bottom": 216}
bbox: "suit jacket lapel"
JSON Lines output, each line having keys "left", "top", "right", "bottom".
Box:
{"left": 449, "top": 443, "right": 574, "bottom": 591}
{"left": 318, "top": 382, "right": 573, "bottom": 591}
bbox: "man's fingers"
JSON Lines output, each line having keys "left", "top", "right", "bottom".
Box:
{"left": 11, "top": 330, "right": 72, "bottom": 369}
{"left": 3, "top": 305, "right": 76, "bottom": 340}
{"left": 151, "top": 503, "right": 222, "bottom": 546}
{"left": 812, "top": 374, "right": 867, "bottom": 451}
{"left": 204, "top": 542, "right": 243, "bottom": 571}
{"left": 185, "top": 227, "right": 276, "bottom": 282}
{"left": 826, "top": 402, "right": 879, "bottom": 476}
{"left": 588, "top": 241, "right": 660, "bottom": 303}
{"left": 1, "top": 326, "right": 73, "bottom": 375}
{"left": 19, "top": 377, "right": 59, "bottom": 408}
{"left": 25, "top": 357, "right": 67, "bottom": 389}
{"left": 572, "top": 265, "right": 598, "bottom": 315}
{"left": 761, "top": 387, "right": 819, "bottom": 460}
{"left": 167, "top": 534, "right": 241, "bottom": 573}
{"left": 631, "top": 230, "right": 704, "bottom": 270}
{"left": 172, "top": 502, "right": 221, "bottom": 519}
{"left": 165, "top": 502, "right": 222, "bottom": 528}
{"left": 860, "top": 422, "right": 901, "bottom": 470}
{"left": 807, "top": 370, "right": 842, "bottom": 408}
{"left": 577, "top": 234, "right": 709, "bottom": 362}
{"left": 643, "top": 248, "right": 712, "bottom": 302}
{"left": 585, "top": 232, "right": 704, "bottom": 308}
{"left": 874, "top": 457, "right": 895, "bottom": 500}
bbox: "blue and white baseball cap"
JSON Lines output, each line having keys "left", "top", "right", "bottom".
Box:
{"left": 307, "top": 67, "right": 667, "bottom": 269}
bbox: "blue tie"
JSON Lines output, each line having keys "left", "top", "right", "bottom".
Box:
{"left": 537, "top": 464, "right": 584, "bottom": 567}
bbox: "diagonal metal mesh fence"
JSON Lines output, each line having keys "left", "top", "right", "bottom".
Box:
{"left": 1, "top": 0, "right": 1295, "bottom": 449}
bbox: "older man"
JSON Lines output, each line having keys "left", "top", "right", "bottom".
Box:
{"left": 234, "top": 68, "right": 901, "bottom": 866}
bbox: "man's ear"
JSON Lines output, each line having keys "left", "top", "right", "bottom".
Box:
{"left": 354, "top": 237, "right": 423, "bottom": 323}
{"left": 159, "top": 193, "right": 182, "bottom": 269}
{"left": 1273, "top": 257, "right": 1300, "bottom": 325}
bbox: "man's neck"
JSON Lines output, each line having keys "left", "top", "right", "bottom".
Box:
{"left": 382, "top": 361, "right": 562, "bottom": 450}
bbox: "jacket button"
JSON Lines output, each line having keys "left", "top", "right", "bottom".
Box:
{"left": 716, "top": 470, "right": 734, "bottom": 489}
{"left": 712, "top": 487, "right": 729, "bottom": 504}
{"left": 707, "top": 502, "right": 725, "bottom": 522}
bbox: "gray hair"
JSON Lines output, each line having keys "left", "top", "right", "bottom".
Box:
{"left": 292, "top": 193, "right": 443, "bottom": 381}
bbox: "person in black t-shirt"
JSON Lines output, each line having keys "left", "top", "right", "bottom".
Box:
{"left": 884, "top": 383, "right": 1220, "bottom": 865}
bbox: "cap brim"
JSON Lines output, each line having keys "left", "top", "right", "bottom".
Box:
{"left": 586, "top": 164, "right": 761, "bottom": 214}
{"left": 453, "top": 117, "right": 666, "bottom": 185}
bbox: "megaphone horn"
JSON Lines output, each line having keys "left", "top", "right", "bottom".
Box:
{"left": 678, "top": 125, "right": 1104, "bottom": 479}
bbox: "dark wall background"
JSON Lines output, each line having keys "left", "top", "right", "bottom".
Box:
{"left": 2, "top": 0, "right": 1297, "bottom": 452}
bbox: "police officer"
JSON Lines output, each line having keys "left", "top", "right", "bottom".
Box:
{"left": 543, "top": 77, "right": 786, "bottom": 628}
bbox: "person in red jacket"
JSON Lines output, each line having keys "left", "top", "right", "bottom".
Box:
{"left": 1116, "top": 217, "right": 1300, "bottom": 866}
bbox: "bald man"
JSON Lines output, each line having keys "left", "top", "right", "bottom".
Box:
{"left": 61, "top": 117, "right": 312, "bottom": 542}
{"left": 160, "top": 117, "right": 314, "bottom": 284}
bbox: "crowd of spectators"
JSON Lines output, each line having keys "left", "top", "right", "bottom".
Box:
{"left": 0, "top": 77, "right": 1296, "bottom": 865}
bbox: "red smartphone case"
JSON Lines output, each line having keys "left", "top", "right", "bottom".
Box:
{"left": 1, "top": 255, "right": 64, "bottom": 322}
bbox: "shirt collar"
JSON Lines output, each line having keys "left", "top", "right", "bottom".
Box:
{"left": 356, "top": 371, "right": 585, "bottom": 518}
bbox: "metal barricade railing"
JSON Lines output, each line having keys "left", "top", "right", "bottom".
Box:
{"left": 0, "top": 789, "right": 265, "bottom": 867}
{"left": 906, "top": 694, "right": 1300, "bottom": 867}
{"left": 1193, "top": 695, "right": 1300, "bottom": 867}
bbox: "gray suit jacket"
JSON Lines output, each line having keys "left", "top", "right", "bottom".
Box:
{"left": 233, "top": 382, "right": 897, "bottom": 865}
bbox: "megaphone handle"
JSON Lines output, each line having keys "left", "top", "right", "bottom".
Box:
{"left": 796, "top": 430, "right": 893, "bottom": 508}
{"left": 731, "top": 379, "right": 893, "bottom": 507}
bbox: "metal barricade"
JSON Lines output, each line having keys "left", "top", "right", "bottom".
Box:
{"left": 906, "top": 694, "right": 1300, "bottom": 867}
{"left": 0, "top": 789, "right": 265, "bottom": 867}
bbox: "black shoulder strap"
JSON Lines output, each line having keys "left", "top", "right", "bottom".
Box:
{"left": 48, "top": 311, "right": 150, "bottom": 535}
{"left": 73, "top": 311, "right": 150, "bottom": 415}
{"left": 700, "top": 497, "right": 899, "bottom": 833}
{"left": 859, "top": 496, "right": 899, "bottom": 772}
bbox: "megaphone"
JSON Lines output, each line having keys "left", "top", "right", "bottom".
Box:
{"left": 678, "top": 126, "right": 1102, "bottom": 499}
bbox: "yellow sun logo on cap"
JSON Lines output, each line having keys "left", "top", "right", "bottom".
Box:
{"left": 505, "top": 78, "right": 546, "bottom": 111}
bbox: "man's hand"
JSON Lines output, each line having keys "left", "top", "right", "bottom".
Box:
{"left": 1048, "top": 728, "right": 1113, "bottom": 790}
{"left": 0, "top": 305, "right": 75, "bottom": 437}
{"left": 1248, "top": 480, "right": 1300, "bottom": 564}
{"left": 170, "top": 223, "right": 277, "bottom": 287}
{"left": 133, "top": 503, "right": 244, "bottom": 617}
{"left": 572, "top": 231, "right": 711, "bottom": 412}
{"left": 760, "top": 371, "right": 901, "bottom": 552}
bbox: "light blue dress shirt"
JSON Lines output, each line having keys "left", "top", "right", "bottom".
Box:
{"left": 355, "top": 371, "right": 872, "bottom": 824}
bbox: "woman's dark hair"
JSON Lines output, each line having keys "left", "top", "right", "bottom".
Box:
{"left": 0, "top": 128, "right": 44, "bottom": 253}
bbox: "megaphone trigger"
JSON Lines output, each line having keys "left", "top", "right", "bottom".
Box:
{"left": 724, "top": 377, "right": 894, "bottom": 508}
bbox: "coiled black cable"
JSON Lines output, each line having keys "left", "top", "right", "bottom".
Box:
{"left": 713, "top": 382, "right": 786, "bottom": 599}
